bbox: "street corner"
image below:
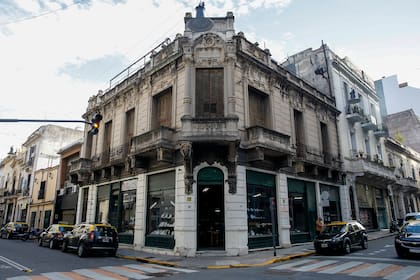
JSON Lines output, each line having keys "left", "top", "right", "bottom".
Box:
{"left": 116, "top": 254, "right": 178, "bottom": 268}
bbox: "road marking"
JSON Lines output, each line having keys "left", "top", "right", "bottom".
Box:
{"left": 6, "top": 276, "right": 33, "bottom": 280}
{"left": 100, "top": 266, "right": 151, "bottom": 279}
{"left": 41, "top": 272, "right": 74, "bottom": 280}
{"left": 123, "top": 264, "right": 165, "bottom": 273}
{"left": 320, "top": 261, "right": 363, "bottom": 274}
{"left": 310, "top": 255, "right": 420, "bottom": 265}
{"left": 0, "top": 256, "right": 32, "bottom": 272}
{"left": 350, "top": 263, "right": 390, "bottom": 277}
{"left": 150, "top": 264, "right": 198, "bottom": 273}
{"left": 270, "top": 259, "right": 313, "bottom": 270}
{"left": 294, "top": 260, "right": 338, "bottom": 272}
{"left": 72, "top": 269, "right": 115, "bottom": 280}
{"left": 384, "top": 265, "right": 420, "bottom": 280}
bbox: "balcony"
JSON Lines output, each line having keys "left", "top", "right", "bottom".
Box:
{"left": 130, "top": 127, "right": 176, "bottom": 161}
{"left": 180, "top": 116, "right": 239, "bottom": 143}
{"left": 69, "top": 158, "right": 92, "bottom": 183}
{"left": 69, "top": 158, "right": 92, "bottom": 174}
{"left": 373, "top": 124, "right": 388, "bottom": 138}
{"left": 296, "top": 143, "right": 324, "bottom": 164}
{"left": 347, "top": 156, "right": 395, "bottom": 186}
{"left": 347, "top": 90, "right": 360, "bottom": 104}
{"left": 91, "top": 149, "right": 110, "bottom": 170}
{"left": 361, "top": 115, "right": 378, "bottom": 131}
{"left": 109, "top": 143, "right": 129, "bottom": 165}
{"left": 241, "top": 126, "right": 293, "bottom": 161}
{"left": 346, "top": 104, "right": 364, "bottom": 123}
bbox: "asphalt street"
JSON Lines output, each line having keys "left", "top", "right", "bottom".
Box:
{"left": 1, "top": 235, "right": 419, "bottom": 280}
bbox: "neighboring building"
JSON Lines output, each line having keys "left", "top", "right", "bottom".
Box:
{"left": 375, "top": 75, "right": 420, "bottom": 117}
{"left": 385, "top": 138, "right": 420, "bottom": 220}
{"left": 0, "top": 125, "right": 83, "bottom": 228}
{"left": 72, "top": 5, "right": 343, "bottom": 256}
{"left": 283, "top": 44, "right": 419, "bottom": 230}
{"left": 28, "top": 166, "right": 58, "bottom": 230}
{"left": 384, "top": 109, "right": 420, "bottom": 154}
{"left": 54, "top": 139, "right": 83, "bottom": 225}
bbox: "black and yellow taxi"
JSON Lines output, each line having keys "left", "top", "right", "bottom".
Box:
{"left": 395, "top": 220, "right": 420, "bottom": 258}
{"left": 61, "top": 223, "right": 118, "bottom": 257}
{"left": 38, "top": 223, "right": 74, "bottom": 249}
{"left": 314, "top": 221, "right": 368, "bottom": 254}
{"left": 0, "top": 222, "right": 29, "bottom": 239}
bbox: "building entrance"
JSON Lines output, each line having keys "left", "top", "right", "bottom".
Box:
{"left": 197, "top": 167, "right": 225, "bottom": 250}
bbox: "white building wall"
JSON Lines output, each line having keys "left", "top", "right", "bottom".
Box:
{"left": 134, "top": 173, "right": 146, "bottom": 250}
{"left": 277, "top": 173, "right": 291, "bottom": 247}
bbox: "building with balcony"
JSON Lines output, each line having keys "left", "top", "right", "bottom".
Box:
{"left": 27, "top": 166, "right": 58, "bottom": 230}
{"left": 54, "top": 139, "right": 83, "bottom": 225}
{"left": 75, "top": 5, "right": 343, "bottom": 256}
{"left": 0, "top": 147, "right": 27, "bottom": 225}
{"left": 283, "top": 44, "right": 403, "bottom": 230}
{"left": 384, "top": 138, "right": 420, "bottom": 222}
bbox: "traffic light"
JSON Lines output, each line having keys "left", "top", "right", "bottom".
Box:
{"left": 89, "top": 113, "right": 102, "bottom": 135}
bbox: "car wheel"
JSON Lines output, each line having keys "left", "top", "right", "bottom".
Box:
{"left": 61, "top": 241, "right": 68, "bottom": 252}
{"left": 38, "top": 238, "right": 43, "bottom": 246}
{"left": 343, "top": 241, "right": 351, "bottom": 254}
{"left": 110, "top": 249, "right": 117, "bottom": 257}
{"left": 77, "top": 244, "right": 87, "bottom": 257}
{"left": 49, "top": 240, "right": 55, "bottom": 249}
{"left": 396, "top": 247, "right": 406, "bottom": 258}
{"left": 361, "top": 238, "right": 368, "bottom": 249}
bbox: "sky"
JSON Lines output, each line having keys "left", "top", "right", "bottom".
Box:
{"left": 0, "top": 0, "right": 419, "bottom": 159}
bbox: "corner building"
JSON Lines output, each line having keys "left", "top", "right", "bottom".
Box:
{"left": 72, "top": 6, "right": 343, "bottom": 256}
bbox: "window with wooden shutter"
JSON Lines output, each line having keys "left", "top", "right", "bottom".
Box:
{"left": 153, "top": 87, "right": 172, "bottom": 128}
{"left": 125, "top": 109, "right": 135, "bottom": 143}
{"left": 248, "top": 86, "right": 269, "bottom": 127}
{"left": 104, "top": 121, "right": 112, "bottom": 152}
{"left": 196, "top": 68, "right": 224, "bottom": 117}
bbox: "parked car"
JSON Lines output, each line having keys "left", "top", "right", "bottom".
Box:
{"left": 61, "top": 223, "right": 118, "bottom": 257}
{"left": 395, "top": 220, "right": 420, "bottom": 258}
{"left": 404, "top": 212, "right": 420, "bottom": 223}
{"left": 314, "top": 221, "right": 368, "bottom": 254}
{"left": 0, "top": 222, "right": 29, "bottom": 239}
{"left": 38, "top": 223, "right": 74, "bottom": 249}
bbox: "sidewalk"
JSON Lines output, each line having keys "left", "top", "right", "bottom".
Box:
{"left": 116, "top": 230, "right": 396, "bottom": 269}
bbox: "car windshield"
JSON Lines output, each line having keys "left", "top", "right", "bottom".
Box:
{"left": 322, "top": 224, "right": 346, "bottom": 234}
{"left": 403, "top": 224, "right": 420, "bottom": 234}
{"left": 59, "top": 226, "right": 73, "bottom": 232}
{"left": 95, "top": 226, "right": 115, "bottom": 236}
{"left": 405, "top": 215, "right": 420, "bottom": 221}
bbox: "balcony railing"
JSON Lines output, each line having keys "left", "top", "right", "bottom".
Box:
{"left": 69, "top": 158, "right": 92, "bottom": 174}
{"left": 346, "top": 104, "right": 364, "bottom": 123}
{"left": 131, "top": 127, "right": 175, "bottom": 155}
{"left": 91, "top": 149, "right": 110, "bottom": 169}
{"left": 296, "top": 143, "right": 323, "bottom": 163}
{"left": 180, "top": 116, "right": 239, "bottom": 142}
{"left": 242, "top": 126, "right": 292, "bottom": 154}
{"left": 109, "top": 143, "right": 129, "bottom": 164}
{"left": 361, "top": 115, "right": 378, "bottom": 131}
{"left": 347, "top": 90, "right": 360, "bottom": 104}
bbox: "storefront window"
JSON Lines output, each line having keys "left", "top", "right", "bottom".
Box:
{"left": 96, "top": 185, "right": 110, "bottom": 224}
{"left": 246, "top": 170, "right": 277, "bottom": 249}
{"left": 320, "top": 184, "right": 341, "bottom": 223}
{"left": 119, "top": 179, "right": 137, "bottom": 244}
{"left": 146, "top": 171, "right": 175, "bottom": 249}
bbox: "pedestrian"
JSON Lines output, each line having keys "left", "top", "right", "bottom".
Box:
{"left": 316, "top": 217, "right": 324, "bottom": 236}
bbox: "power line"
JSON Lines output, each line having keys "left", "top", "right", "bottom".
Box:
{"left": 0, "top": 0, "right": 84, "bottom": 27}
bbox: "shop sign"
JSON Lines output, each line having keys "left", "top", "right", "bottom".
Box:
{"left": 122, "top": 179, "right": 137, "bottom": 191}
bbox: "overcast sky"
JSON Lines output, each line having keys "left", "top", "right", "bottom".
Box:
{"left": 1, "top": 0, "right": 419, "bottom": 159}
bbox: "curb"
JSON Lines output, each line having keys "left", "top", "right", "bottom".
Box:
{"left": 116, "top": 254, "right": 178, "bottom": 267}
{"left": 207, "top": 251, "right": 315, "bottom": 269}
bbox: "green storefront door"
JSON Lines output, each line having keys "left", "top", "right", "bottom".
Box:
{"left": 288, "top": 179, "right": 317, "bottom": 243}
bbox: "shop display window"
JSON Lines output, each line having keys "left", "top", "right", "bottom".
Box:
{"left": 146, "top": 171, "right": 175, "bottom": 244}
{"left": 246, "top": 171, "right": 277, "bottom": 246}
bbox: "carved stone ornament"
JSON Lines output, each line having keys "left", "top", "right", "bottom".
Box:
{"left": 180, "top": 141, "right": 193, "bottom": 194}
